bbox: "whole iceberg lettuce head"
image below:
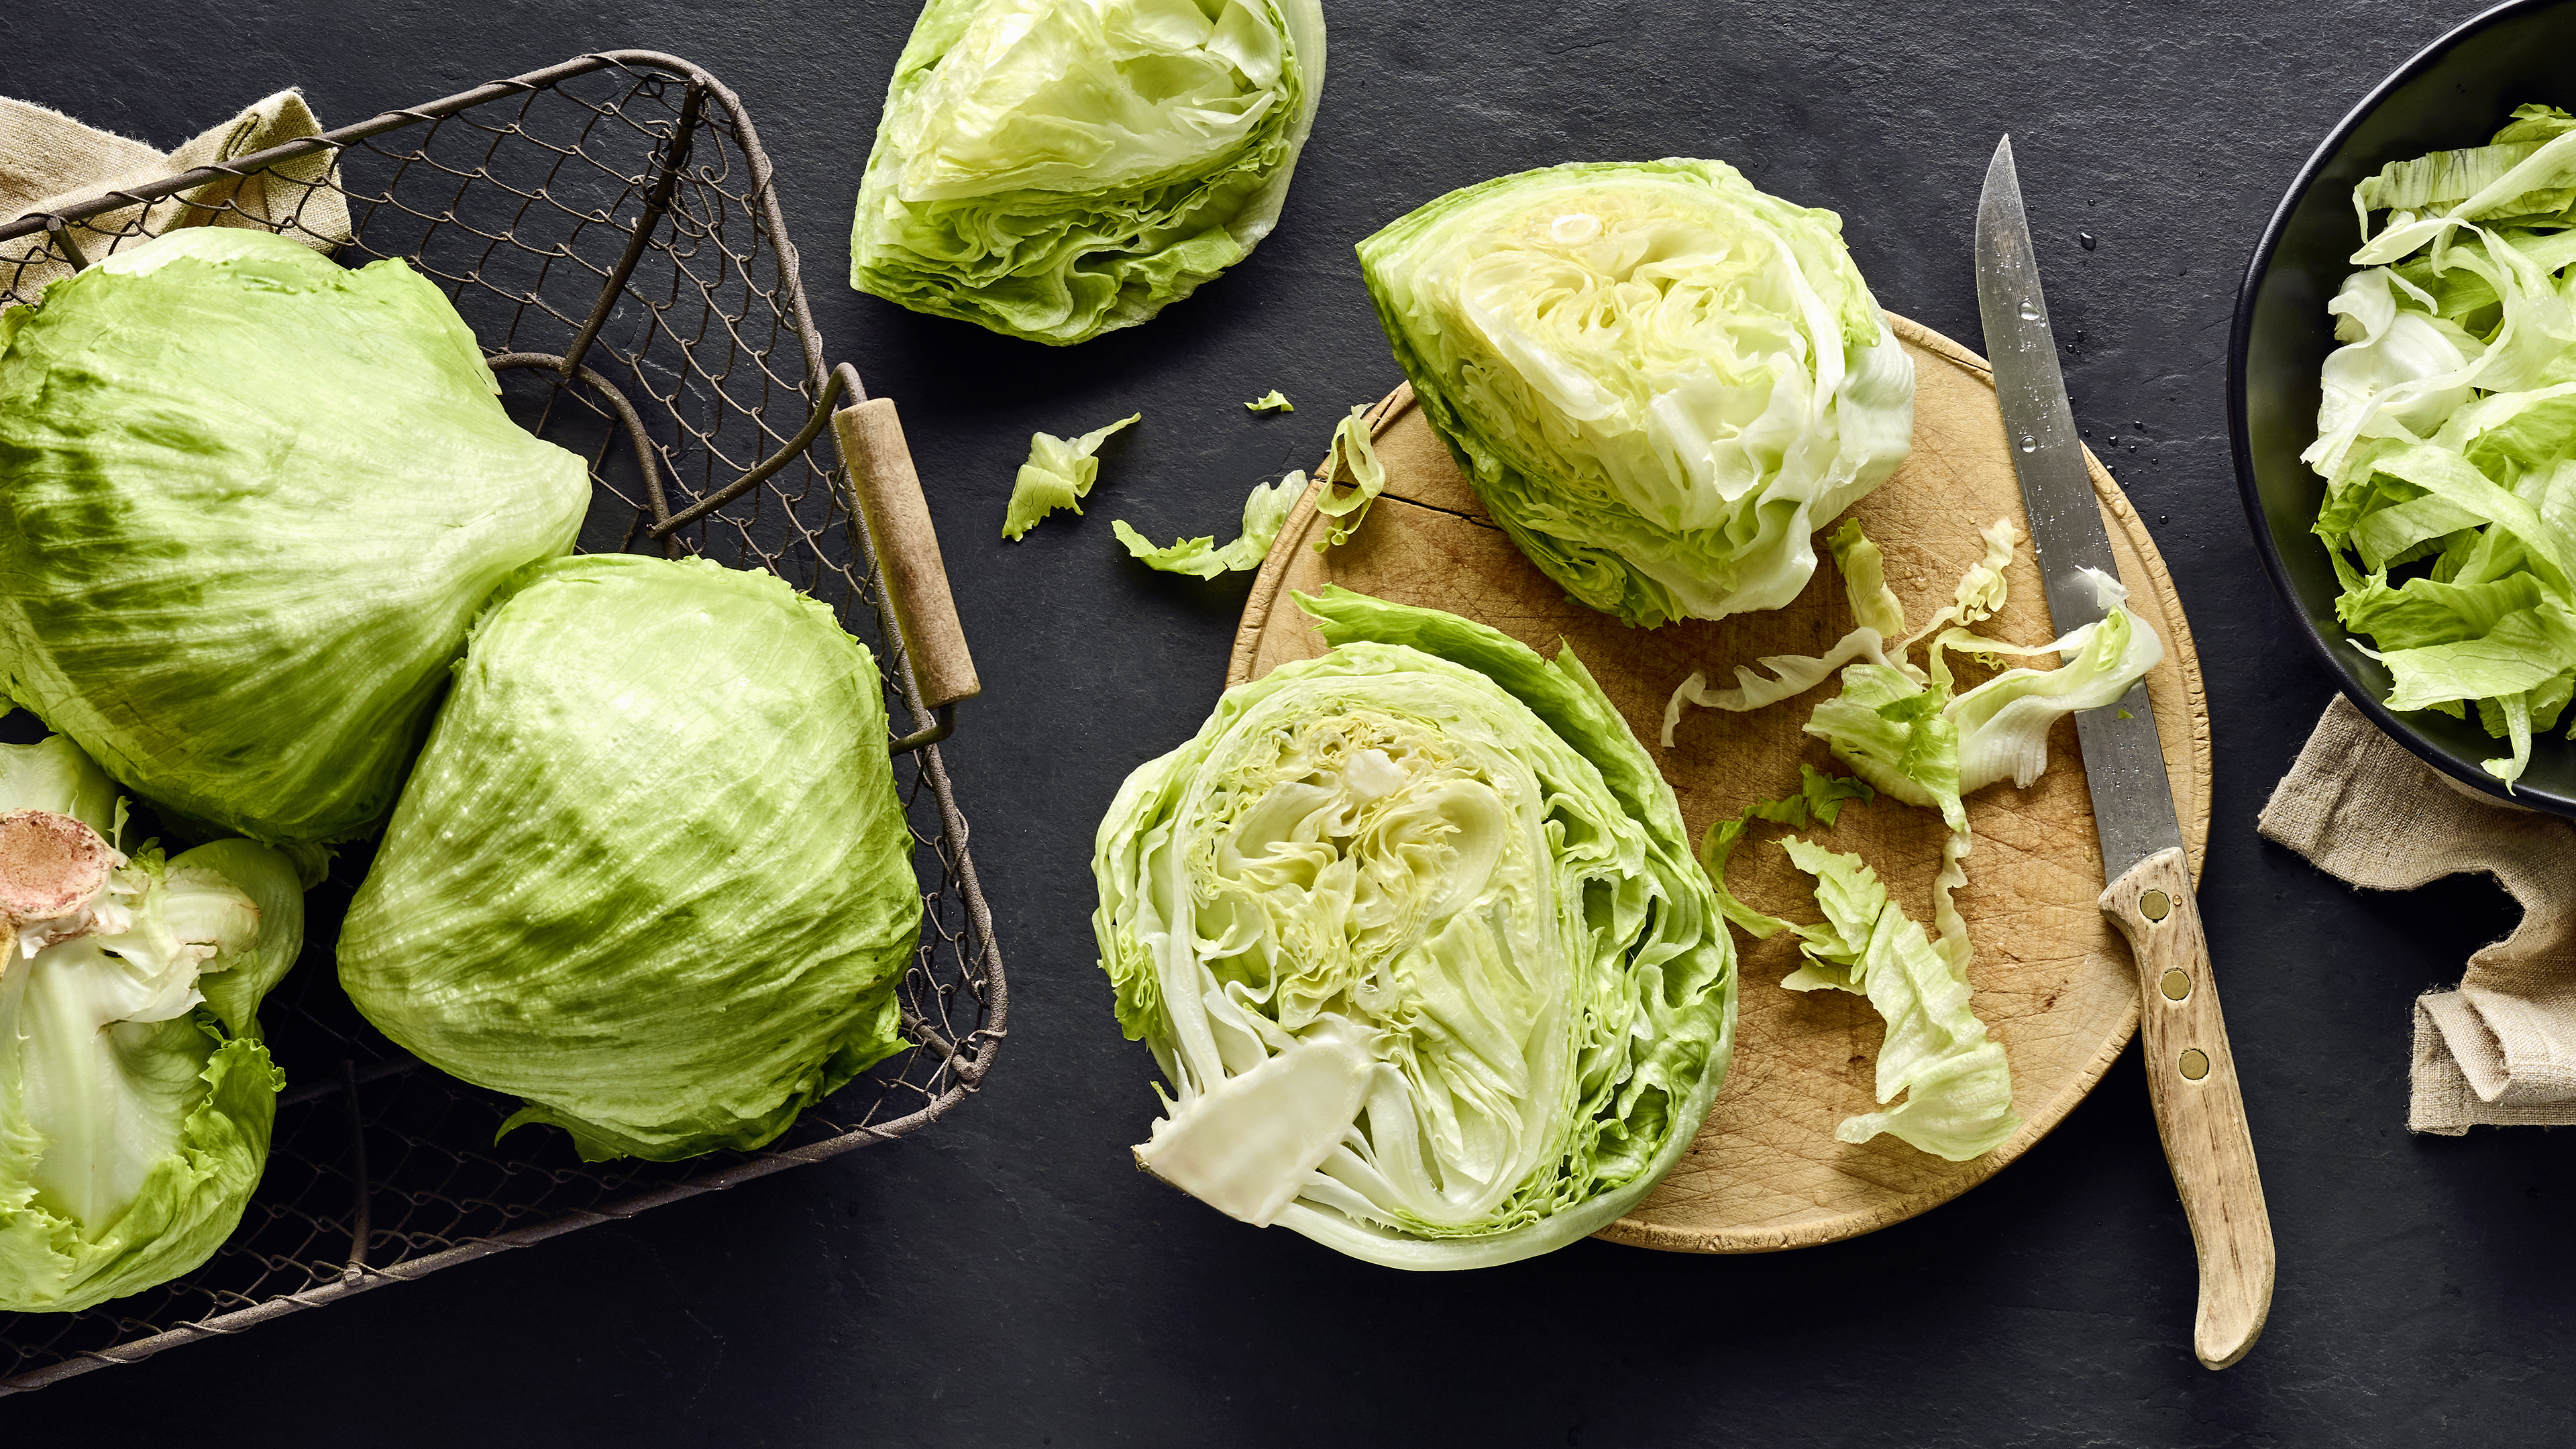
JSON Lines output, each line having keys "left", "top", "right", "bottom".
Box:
{"left": 852, "top": 0, "right": 1327, "bottom": 345}
{"left": 1091, "top": 587, "right": 1733, "bottom": 1268}
{"left": 0, "top": 227, "right": 591, "bottom": 845}
{"left": 1356, "top": 159, "right": 1917, "bottom": 628}
{"left": 336, "top": 555, "right": 922, "bottom": 1162}
{"left": 0, "top": 734, "right": 305, "bottom": 1313}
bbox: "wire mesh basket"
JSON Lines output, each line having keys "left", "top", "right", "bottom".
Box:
{"left": 0, "top": 50, "right": 1002, "bottom": 1393}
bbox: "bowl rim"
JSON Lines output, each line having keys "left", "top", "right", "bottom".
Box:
{"left": 2226, "top": 0, "right": 2576, "bottom": 816}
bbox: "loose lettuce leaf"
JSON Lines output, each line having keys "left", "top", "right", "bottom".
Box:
{"left": 1778, "top": 837, "right": 2021, "bottom": 1162}
{"left": 1003, "top": 412, "right": 1138, "bottom": 539}
{"left": 1246, "top": 390, "right": 1295, "bottom": 413}
{"left": 1358, "top": 158, "right": 1915, "bottom": 627}
{"left": 1114, "top": 474, "right": 1299, "bottom": 577}
{"left": 0, "top": 733, "right": 303, "bottom": 1313}
{"left": 338, "top": 556, "right": 920, "bottom": 1162}
{"left": 1094, "top": 585, "right": 1731, "bottom": 1269}
{"left": 1311, "top": 405, "right": 1385, "bottom": 549}
{"left": 1693, "top": 765, "right": 1874, "bottom": 943}
{"left": 0, "top": 228, "right": 590, "bottom": 845}
{"left": 851, "top": 0, "right": 1327, "bottom": 345}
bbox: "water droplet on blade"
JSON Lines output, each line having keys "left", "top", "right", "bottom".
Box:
{"left": 2019, "top": 436, "right": 2037, "bottom": 453}
{"left": 2018, "top": 302, "right": 2041, "bottom": 321}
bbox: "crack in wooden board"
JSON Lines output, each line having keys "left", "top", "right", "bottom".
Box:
{"left": 1230, "top": 315, "right": 2212, "bottom": 1254}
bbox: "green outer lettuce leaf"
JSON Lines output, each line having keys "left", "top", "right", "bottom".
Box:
{"left": 0, "top": 227, "right": 590, "bottom": 845}
{"left": 1311, "top": 404, "right": 1385, "bottom": 549}
{"left": 1358, "top": 158, "right": 1915, "bottom": 627}
{"left": 0, "top": 733, "right": 301, "bottom": 1313}
{"left": 851, "top": 0, "right": 1327, "bottom": 345}
{"left": 1114, "top": 472, "right": 1298, "bottom": 576}
{"left": 337, "top": 555, "right": 919, "bottom": 1163}
{"left": 1777, "top": 837, "right": 2021, "bottom": 1162}
{"left": 1092, "top": 585, "right": 1732, "bottom": 1269}
{"left": 1004, "top": 412, "right": 1139, "bottom": 539}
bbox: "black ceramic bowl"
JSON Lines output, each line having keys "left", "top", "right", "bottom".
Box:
{"left": 2231, "top": 0, "right": 2576, "bottom": 814}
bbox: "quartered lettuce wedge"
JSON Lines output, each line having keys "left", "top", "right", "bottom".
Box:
{"left": 1358, "top": 158, "right": 1915, "bottom": 627}
{"left": 853, "top": 0, "right": 1326, "bottom": 345}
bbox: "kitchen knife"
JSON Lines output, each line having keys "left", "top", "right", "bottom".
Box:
{"left": 1974, "top": 133, "right": 2273, "bottom": 1371}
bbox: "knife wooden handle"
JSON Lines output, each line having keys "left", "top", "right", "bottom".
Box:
{"left": 833, "top": 394, "right": 981, "bottom": 710}
{"left": 2101, "top": 845, "right": 2273, "bottom": 1370}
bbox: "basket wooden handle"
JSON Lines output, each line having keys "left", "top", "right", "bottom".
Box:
{"left": 834, "top": 394, "right": 981, "bottom": 710}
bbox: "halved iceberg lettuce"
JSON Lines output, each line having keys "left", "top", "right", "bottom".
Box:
{"left": 1092, "top": 587, "right": 1732, "bottom": 1268}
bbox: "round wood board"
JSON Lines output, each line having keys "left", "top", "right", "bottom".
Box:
{"left": 1228, "top": 314, "right": 2211, "bottom": 1253}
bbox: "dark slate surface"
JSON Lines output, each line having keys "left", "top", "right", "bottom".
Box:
{"left": 0, "top": 0, "right": 2564, "bottom": 1442}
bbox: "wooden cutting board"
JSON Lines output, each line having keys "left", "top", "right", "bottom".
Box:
{"left": 1228, "top": 314, "right": 2210, "bottom": 1252}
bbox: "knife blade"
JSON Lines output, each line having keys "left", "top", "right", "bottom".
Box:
{"left": 1974, "top": 133, "right": 2273, "bottom": 1372}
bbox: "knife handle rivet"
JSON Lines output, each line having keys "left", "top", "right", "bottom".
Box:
{"left": 2178, "top": 1049, "right": 2210, "bottom": 1081}
{"left": 2139, "top": 889, "right": 2171, "bottom": 922}
{"left": 2159, "top": 968, "right": 2192, "bottom": 1002}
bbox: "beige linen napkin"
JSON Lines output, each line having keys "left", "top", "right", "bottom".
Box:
{"left": 1, "top": 89, "right": 350, "bottom": 294}
{"left": 2259, "top": 694, "right": 2576, "bottom": 1134}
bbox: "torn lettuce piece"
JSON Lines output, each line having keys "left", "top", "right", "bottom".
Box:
{"left": 1311, "top": 405, "right": 1385, "bottom": 549}
{"left": 1778, "top": 835, "right": 2021, "bottom": 1162}
{"left": 1114, "top": 474, "right": 1299, "bottom": 578}
{"left": 1827, "top": 520, "right": 1905, "bottom": 639}
{"left": 0, "top": 733, "right": 306, "bottom": 1313}
{"left": 1804, "top": 663, "right": 1966, "bottom": 830}
{"left": 1246, "top": 390, "right": 1295, "bottom": 413}
{"left": 1694, "top": 765, "right": 1874, "bottom": 943}
{"left": 1002, "top": 412, "right": 1138, "bottom": 539}
{"left": 1661, "top": 517, "right": 2015, "bottom": 745}
{"left": 1093, "top": 586, "right": 1731, "bottom": 1269}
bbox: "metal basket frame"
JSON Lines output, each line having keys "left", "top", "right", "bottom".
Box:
{"left": 0, "top": 51, "right": 1003, "bottom": 1393}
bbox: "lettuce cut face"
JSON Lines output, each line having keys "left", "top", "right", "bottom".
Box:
{"left": 852, "top": 0, "right": 1327, "bottom": 345}
{"left": 336, "top": 556, "right": 920, "bottom": 1163}
{"left": 1092, "top": 586, "right": 1733, "bottom": 1269}
{"left": 1358, "top": 159, "right": 1915, "bottom": 628}
{"left": 0, "top": 228, "right": 590, "bottom": 845}
{"left": 0, "top": 734, "right": 305, "bottom": 1313}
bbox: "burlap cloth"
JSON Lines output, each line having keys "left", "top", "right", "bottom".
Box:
{"left": 0, "top": 89, "right": 349, "bottom": 292}
{"left": 2261, "top": 694, "right": 2576, "bottom": 1133}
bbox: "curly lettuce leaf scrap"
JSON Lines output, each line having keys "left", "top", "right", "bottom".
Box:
{"left": 1002, "top": 412, "right": 1138, "bottom": 539}
{"left": 1311, "top": 404, "right": 1386, "bottom": 549}
{"left": 1114, "top": 474, "right": 1299, "bottom": 578}
{"left": 1246, "top": 390, "right": 1295, "bottom": 413}
{"left": 1778, "top": 835, "right": 2020, "bottom": 1162}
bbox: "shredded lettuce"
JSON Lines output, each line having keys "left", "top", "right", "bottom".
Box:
{"left": 1002, "top": 412, "right": 1138, "bottom": 540}
{"left": 1114, "top": 474, "right": 1299, "bottom": 577}
{"left": 2311, "top": 103, "right": 2576, "bottom": 787}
